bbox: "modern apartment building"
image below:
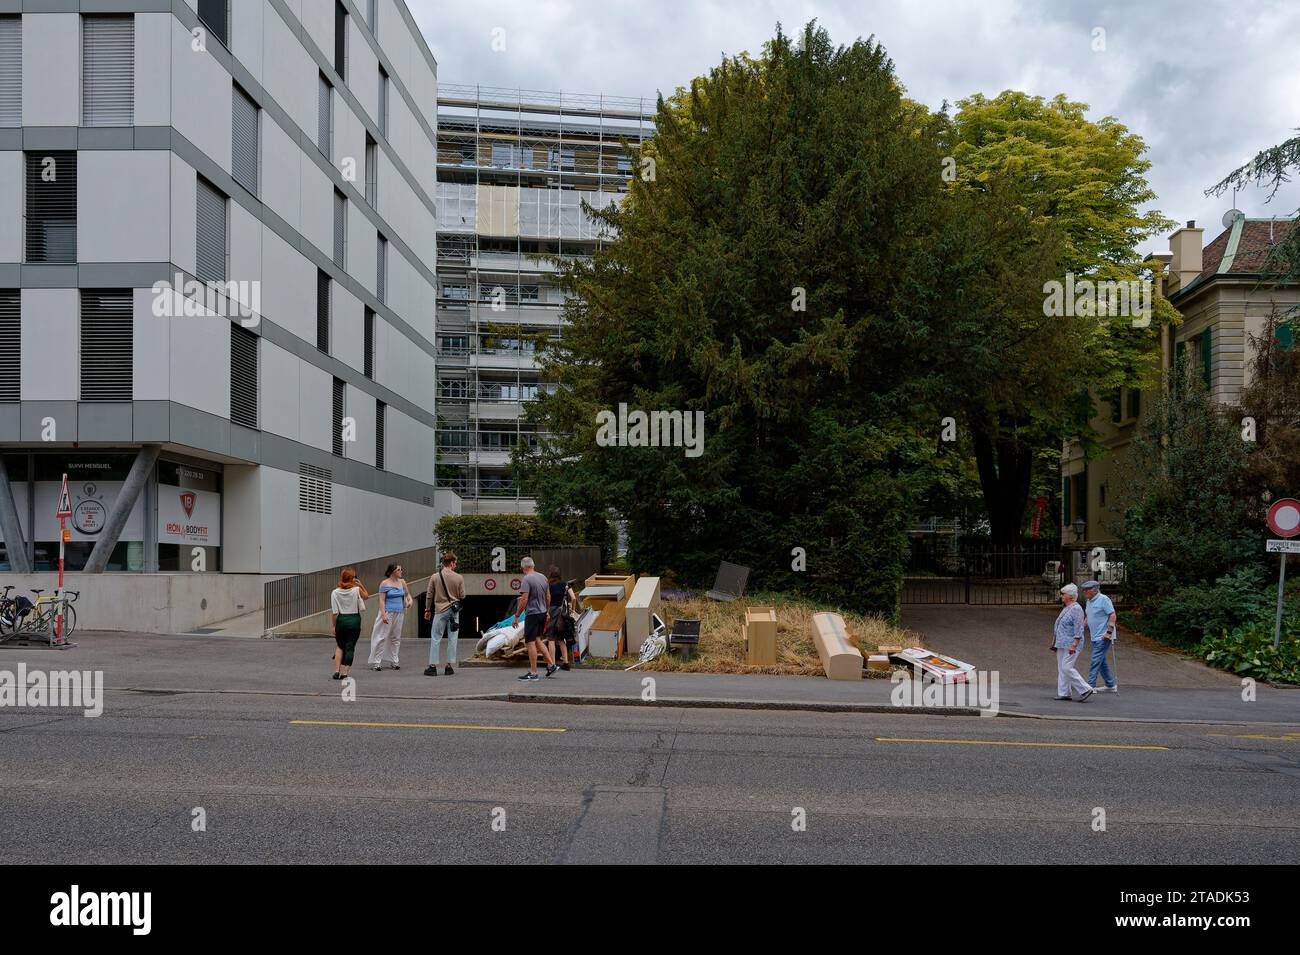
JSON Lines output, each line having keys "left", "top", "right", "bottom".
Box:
{"left": 434, "top": 84, "right": 653, "bottom": 513}
{"left": 0, "top": 0, "right": 456, "bottom": 579}
{"left": 1062, "top": 214, "right": 1299, "bottom": 544}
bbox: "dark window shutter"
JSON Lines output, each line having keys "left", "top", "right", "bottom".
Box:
{"left": 195, "top": 177, "right": 227, "bottom": 283}
{"left": 367, "top": 0, "right": 377, "bottom": 31}
{"left": 365, "top": 135, "right": 377, "bottom": 206}
{"left": 25, "top": 151, "right": 77, "bottom": 263}
{"left": 0, "top": 17, "right": 21, "bottom": 127}
{"left": 230, "top": 324, "right": 258, "bottom": 429}
{"left": 316, "top": 270, "right": 331, "bottom": 353}
{"left": 0, "top": 290, "right": 18, "bottom": 401}
{"left": 332, "top": 377, "right": 345, "bottom": 456}
{"left": 232, "top": 84, "right": 259, "bottom": 195}
{"left": 197, "top": 0, "right": 228, "bottom": 47}
{"left": 318, "top": 73, "right": 331, "bottom": 156}
{"left": 80, "top": 290, "right": 133, "bottom": 400}
{"left": 363, "top": 308, "right": 375, "bottom": 379}
{"left": 378, "top": 66, "right": 388, "bottom": 137}
{"left": 82, "top": 15, "right": 134, "bottom": 127}
{"left": 376, "top": 233, "right": 387, "bottom": 303}
{"left": 1201, "top": 328, "right": 1212, "bottom": 390}
{"left": 375, "top": 400, "right": 386, "bottom": 470}
{"left": 334, "top": 1, "right": 348, "bottom": 80}
{"left": 333, "top": 189, "right": 346, "bottom": 267}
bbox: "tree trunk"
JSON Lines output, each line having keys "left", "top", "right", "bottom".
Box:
{"left": 971, "top": 417, "right": 1035, "bottom": 546}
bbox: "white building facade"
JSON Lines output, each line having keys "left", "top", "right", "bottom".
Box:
{"left": 0, "top": 0, "right": 457, "bottom": 578}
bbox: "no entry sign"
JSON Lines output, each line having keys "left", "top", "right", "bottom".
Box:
{"left": 1267, "top": 498, "right": 1300, "bottom": 538}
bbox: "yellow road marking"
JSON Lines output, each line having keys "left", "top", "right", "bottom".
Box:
{"left": 290, "top": 719, "right": 566, "bottom": 733}
{"left": 876, "top": 737, "right": 1167, "bottom": 751}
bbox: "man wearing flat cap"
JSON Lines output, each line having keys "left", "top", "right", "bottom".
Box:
{"left": 1083, "top": 580, "right": 1118, "bottom": 693}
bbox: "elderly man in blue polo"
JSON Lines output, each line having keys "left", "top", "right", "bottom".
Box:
{"left": 1083, "top": 579, "right": 1119, "bottom": 692}
{"left": 1050, "top": 583, "right": 1094, "bottom": 701}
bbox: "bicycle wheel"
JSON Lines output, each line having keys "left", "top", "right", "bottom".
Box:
{"left": 59, "top": 603, "right": 77, "bottom": 638}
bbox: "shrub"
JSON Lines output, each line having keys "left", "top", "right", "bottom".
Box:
{"left": 1197, "top": 614, "right": 1300, "bottom": 685}
{"left": 1142, "top": 566, "right": 1274, "bottom": 648}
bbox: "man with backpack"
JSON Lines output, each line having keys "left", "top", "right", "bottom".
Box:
{"left": 424, "top": 553, "right": 464, "bottom": 676}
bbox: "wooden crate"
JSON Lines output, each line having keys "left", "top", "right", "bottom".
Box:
{"left": 743, "top": 607, "right": 777, "bottom": 666}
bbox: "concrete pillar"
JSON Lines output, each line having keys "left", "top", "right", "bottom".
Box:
{"left": 0, "top": 455, "right": 32, "bottom": 573}
{"left": 83, "top": 444, "right": 161, "bottom": 574}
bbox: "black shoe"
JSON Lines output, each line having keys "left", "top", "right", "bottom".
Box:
{"left": 560, "top": 663, "right": 571, "bottom": 671}
{"left": 518, "top": 672, "right": 540, "bottom": 682}
{"left": 332, "top": 672, "right": 342, "bottom": 680}
{"left": 444, "top": 665, "right": 454, "bottom": 675}
{"left": 370, "top": 665, "right": 381, "bottom": 671}
{"left": 1077, "top": 689, "right": 1094, "bottom": 702}
{"left": 1053, "top": 695, "right": 1071, "bottom": 700}
{"left": 545, "top": 664, "right": 558, "bottom": 678}
{"left": 391, "top": 664, "right": 400, "bottom": 670}
{"left": 424, "top": 665, "right": 438, "bottom": 676}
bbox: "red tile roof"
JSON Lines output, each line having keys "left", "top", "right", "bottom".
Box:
{"left": 1200, "top": 218, "right": 1298, "bottom": 281}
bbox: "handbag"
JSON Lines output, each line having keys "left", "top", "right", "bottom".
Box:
{"left": 439, "top": 569, "right": 462, "bottom": 632}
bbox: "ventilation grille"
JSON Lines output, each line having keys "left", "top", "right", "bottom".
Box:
{"left": 0, "top": 17, "right": 21, "bottom": 128}
{"left": 376, "top": 234, "right": 387, "bottom": 303}
{"left": 232, "top": 84, "right": 259, "bottom": 195}
{"left": 316, "top": 270, "right": 330, "bottom": 352}
{"left": 25, "top": 151, "right": 77, "bottom": 263}
{"left": 375, "top": 400, "right": 386, "bottom": 471}
{"left": 298, "top": 463, "right": 333, "bottom": 514}
{"left": 334, "top": 1, "right": 348, "bottom": 80}
{"left": 332, "top": 377, "right": 345, "bottom": 456}
{"left": 0, "top": 290, "right": 18, "bottom": 401}
{"left": 365, "top": 136, "right": 378, "bottom": 207}
{"left": 80, "top": 289, "right": 133, "bottom": 401}
{"left": 363, "top": 308, "right": 375, "bottom": 379}
{"left": 82, "top": 15, "right": 134, "bottom": 127}
{"left": 333, "top": 189, "right": 346, "bottom": 267}
{"left": 318, "top": 73, "right": 331, "bottom": 156}
{"left": 195, "top": 177, "right": 227, "bottom": 284}
{"left": 378, "top": 67, "right": 388, "bottom": 137}
{"left": 230, "top": 324, "right": 258, "bottom": 429}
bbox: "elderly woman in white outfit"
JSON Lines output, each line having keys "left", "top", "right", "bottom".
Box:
{"left": 1050, "top": 583, "right": 1094, "bottom": 701}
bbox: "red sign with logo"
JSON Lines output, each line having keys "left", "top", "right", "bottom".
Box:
{"left": 484, "top": 579, "right": 496, "bottom": 591}
{"left": 180, "top": 492, "right": 196, "bottom": 517}
{"left": 509, "top": 578, "right": 522, "bottom": 591}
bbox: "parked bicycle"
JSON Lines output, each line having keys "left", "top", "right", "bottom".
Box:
{"left": 0, "top": 586, "right": 79, "bottom": 642}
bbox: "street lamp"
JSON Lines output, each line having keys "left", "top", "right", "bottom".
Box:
{"left": 1072, "top": 517, "right": 1086, "bottom": 542}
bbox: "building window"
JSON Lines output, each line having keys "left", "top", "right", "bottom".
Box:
{"left": 316, "top": 270, "right": 331, "bottom": 353}
{"left": 334, "top": 1, "right": 348, "bottom": 82}
{"left": 378, "top": 66, "right": 389, "bottom": 137}
{"left": 298, "top": 463, "right": 333, "bottom": 514}
{"left": 363, "top": 308, "right": 375, "bottom": 379}
{"left": 318, "top": 72, "right": 332, "bottom": 157}
{"left": 333, "top": 188, "right": 347, "bottom": 268}
{"left": 376, "top": 233, "right": 387, "bottom": 303}
{"left": 230, "top": 324, "right": 258, "bottom": 429}
{"left": 331, "top": 377, "right": 345, "bottom": 457}
{"left": 365, "top": 134, "right": 378, "bottom": 207}
{"left": 0, "top": 290, "right": 17, "bottom": 401}
{"left": 197, "top": 0, "right": 229, "bottom": 48}
{"left": 25, "top": 151, "right": 77, "bottom": 263}
{"left": 1127, "top": 387, "right": 1141, "bottom": 420}
{"left": 0, "top": 17, "right": 21, "bottom": 128}
{"left": 195, "top": 177, "right": 227, "bottom": 284}
{"left": 81, "top": 15, "right": 134, "bottom": 127}
{"left": 231, "top": 84, "right": 259, "bottom": 196}
{"left": 375, "top": 401, "right": 386, "bottom": 470}
{"left": 80, "top": 290, "right": 133, "bottom": 400}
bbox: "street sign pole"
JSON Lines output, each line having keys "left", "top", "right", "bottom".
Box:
{"left": 54, "top": 473, "right": 73, "bottom": 645}
{"left": 1276, "top": 554, "right": 1288, "bottom": 649}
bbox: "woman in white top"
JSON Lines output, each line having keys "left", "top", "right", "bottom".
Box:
{"left": 330, "top": 567, "right": 369, "bottom": 680}
{"left": 367, "top": 563, "right": 412, "bottom": 671}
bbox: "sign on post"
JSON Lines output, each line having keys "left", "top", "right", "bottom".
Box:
{"left": 54, "top": 473, "right": 71, "bottom": 644}
{"left": 1266, "top": 498, "right": 1299, "bottom": 649}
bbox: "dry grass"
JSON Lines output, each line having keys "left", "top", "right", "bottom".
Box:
{"left": 628, "top": 592, "right": 916, "bottom": 675}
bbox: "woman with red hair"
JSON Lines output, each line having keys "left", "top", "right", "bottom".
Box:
{"left": 330, "top": 567, "right": 369, "bottom": 680}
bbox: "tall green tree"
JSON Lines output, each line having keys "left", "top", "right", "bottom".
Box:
{"left": 946, "top": 92, "right": 1176, "bottom": 542}
{"left": 1209, "top": 130, "right": 1300, "bottom": 296}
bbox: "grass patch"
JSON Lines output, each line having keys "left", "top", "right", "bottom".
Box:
{"left": 632, "top": 590, "right": 915, "bottom": 675}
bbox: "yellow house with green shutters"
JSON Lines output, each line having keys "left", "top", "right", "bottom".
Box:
{"left": 1062, "top": 215, "right": 1299, "bottom": 545}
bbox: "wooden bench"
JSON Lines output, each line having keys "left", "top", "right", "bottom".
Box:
{"left": 809, "top": 612, "right": 864, "bottom": 681}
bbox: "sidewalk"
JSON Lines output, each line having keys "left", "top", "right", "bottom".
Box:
{"left": 2, "top": 631, "right": 1296, "bottom": 725}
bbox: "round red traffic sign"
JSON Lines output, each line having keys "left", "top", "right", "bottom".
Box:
{"left": 1267, "top": 498, "right": 1300, "bottom": 538}
{"left": 509, "top": 578, "right": 521, "bottom": 591}
{"left": 484, "top": 578, "right": 496, "bottom": 591}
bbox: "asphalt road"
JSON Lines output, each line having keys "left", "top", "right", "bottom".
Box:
{"left": 2, "top": 688, "right": 1297, "bottom": 864}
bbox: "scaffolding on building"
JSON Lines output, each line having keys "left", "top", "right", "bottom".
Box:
{"left": 434, "top": 84, "right": 654, "bottom": 512}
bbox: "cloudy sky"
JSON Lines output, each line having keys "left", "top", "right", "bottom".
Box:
{"left": 407, "top": 0, "right": 1300, "bottom": 255}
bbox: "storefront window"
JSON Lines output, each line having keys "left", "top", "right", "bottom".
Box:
{"left": 32, "top": 454, "right": 143, "bottom": 572}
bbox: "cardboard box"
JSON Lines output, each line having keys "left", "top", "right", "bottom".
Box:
{"left": 585, "top": 574, "right": 635, "bottom": 598}
{"left": 625, "top": 577, "right": 662, "bottom": 651}
{"left": 809, "top": 612, "right": 864, "bottom": 681}
{"left": 743, "top": 607, "right": 777, "bottom": 666}
{"left": 866, "top": 654, "right": 890, "bottom": 672}
{"left": 890, "top": 647, "right": 975, "bottom": 684}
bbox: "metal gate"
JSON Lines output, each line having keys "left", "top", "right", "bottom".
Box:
{"left": 901, "top": 540, "right": 1124, "bottom": 605}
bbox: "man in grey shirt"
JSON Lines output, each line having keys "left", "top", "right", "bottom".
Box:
{"left": 514, "top": 556, "right": 558, "bottom": 681}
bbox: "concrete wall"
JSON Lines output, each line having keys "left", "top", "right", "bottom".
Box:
{"left": 2, "top": 572, "right": 277, "bottom": 634}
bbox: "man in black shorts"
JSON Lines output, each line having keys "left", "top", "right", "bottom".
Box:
{"left": 514, "top": 556, "right": 558, "bottom": 681}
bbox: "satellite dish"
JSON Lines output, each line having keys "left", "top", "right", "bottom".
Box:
{"left": 1222, "top": 208, "right": 1245, "bottom": 229}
